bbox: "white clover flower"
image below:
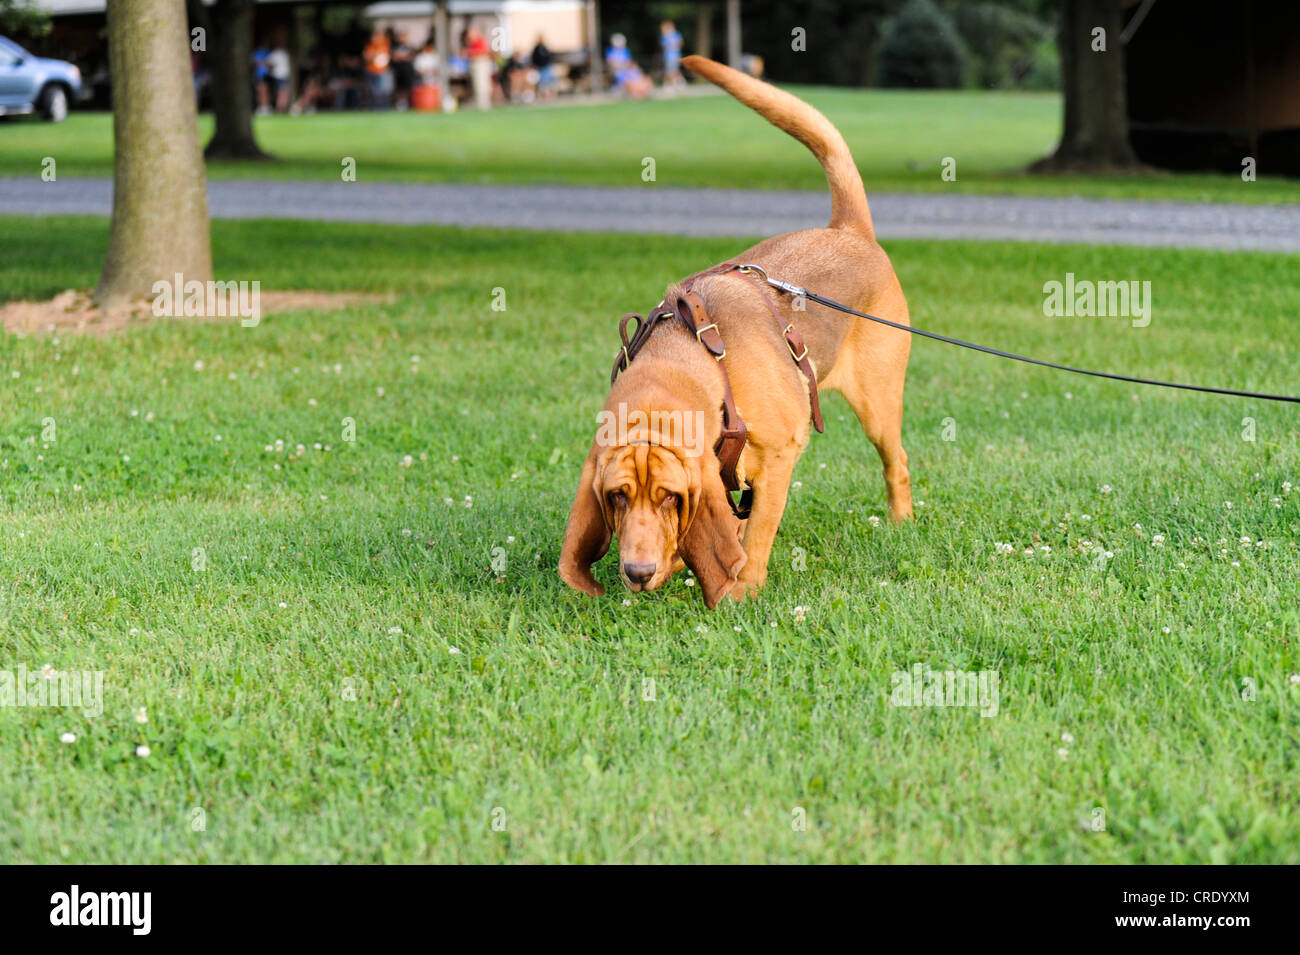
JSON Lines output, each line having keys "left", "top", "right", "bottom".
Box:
{"left": 448, "top": 646, "right": 460, "bottom": 654}
{"left": 133, "top": 706, "right": 148, "bottom": 724}
{"left": 791, "top": 605, "right": 808, "bottom": 622}
{"left": 388, "top": 626, "right": 403, "bottom": 635}
{"left": 60, "top": 732, "right": 76, "bottom": 744}
{"left": 1152, "top": 534, "right": 1165, "bottom": 546}
{"left": 135, "top": 745, "right": 151, "bottom": 758}
{"left": 1060, "top": 732, "right": 1074, "bottom": 744}
{"left": 1100, "top": 485, "right": 1112, "bottom": 495}
{"left": 1057, "top": 747, "right": 1069, "bottom": 758}
{"left": 401, "top": 455, "right": 414, "bottom": 468}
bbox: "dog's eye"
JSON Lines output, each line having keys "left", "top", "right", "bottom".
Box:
{"left": 609, "top": 491, "right": 628, "bottom": 508}
{"left": 661, "top": 492, "right": 678, "bottom": 508}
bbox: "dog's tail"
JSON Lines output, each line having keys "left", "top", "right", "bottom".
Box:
{"left": 682, "top": 55, "right": 873, "bottom": 237}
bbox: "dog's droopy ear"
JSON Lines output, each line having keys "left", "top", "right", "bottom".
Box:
{"left": 558, "top": 446, "right": 611, "bottom": 597}
{"left": 679, "top": 456, "right": 747, "bottom": 609}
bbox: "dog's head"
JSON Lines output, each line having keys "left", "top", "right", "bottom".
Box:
{"left": 558, "top": 436, "right": 746, "bottom": 609}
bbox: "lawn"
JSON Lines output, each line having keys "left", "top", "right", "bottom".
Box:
{"left": 4, "top": 87, "right": 1297, "bottom": 204}
{"left": 0, "top": 215, "right": 1297, "bottom": 863}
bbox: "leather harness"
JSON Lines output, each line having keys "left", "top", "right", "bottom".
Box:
{"left": 608, "top": 263, "right": 825, "bottom": 519}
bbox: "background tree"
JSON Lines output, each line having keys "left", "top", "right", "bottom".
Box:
{"left": 95, "top": 0, "right": 211, "bottom": 308}
{"left": 198, "top": 0, "right": 272, "bottom": 159}
{"left": 1031, "top": 0, "right": 1138, "bottom": 171}
{"left": 0, "top": 0, "right": 47, "bottom": 35}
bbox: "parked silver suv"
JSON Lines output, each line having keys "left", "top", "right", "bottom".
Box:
{"left": 0, "top": 35, "right": 81, "bottom": 122}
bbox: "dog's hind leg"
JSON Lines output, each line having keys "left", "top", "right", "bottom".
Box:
{"left": 852, "top": 388, "right": 913, "bottom": 524}
{"left": 825, "top": 298, "right": 914, "bottom": 524}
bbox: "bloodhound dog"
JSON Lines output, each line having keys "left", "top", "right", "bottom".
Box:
{"left": 559, "top": 54, "right": 913, "bottom": 608}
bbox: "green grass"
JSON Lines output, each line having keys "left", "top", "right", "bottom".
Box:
{"left": 5, "top": 87, "right": 1297, "bottom": 203}
{"left": 0, "top": 215, "right": 1297, "bottom": 863}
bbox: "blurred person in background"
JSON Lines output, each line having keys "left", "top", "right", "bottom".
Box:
{"left": 253, "top": 43, "right": 271, "bottom": 115}
{"left": 414, "top": 39, "right": 439, "bottom": 86}
{"left": 364, "top": 27, "right": 393, "bottom": 109}
{"left": 606, "top": 33, "right": 650, "bottom": 99}
{"left": 531, "top": 34, "right": 556, "bottom": 100}
{"left": 659, "top": 20, "right": 683, "bottom": 88}
{"left": 463, "top": 25, "right": 493, "bottom": 109}
{"left": 500, "top": 49, "right": 531, "bottom": 102}
{"left": 391, "top": 30, "right": 416, "bottom": 110}
{"left": 265, "top": 37, "right": 291, "bottom": 113}
{"left": 291, "top": 46, "right": 329, "bottom": 115}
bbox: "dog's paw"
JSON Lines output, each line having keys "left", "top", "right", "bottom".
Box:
{"left": 725, "top": 577, "right": 763, "bottom": 602}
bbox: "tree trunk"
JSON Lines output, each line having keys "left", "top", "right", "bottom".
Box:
{"left": 95, "top": 0, "right": 212, "bottom": 309}
{"left": 204, "top": 0, "right": 270, "bottom": 159}
{"left": 1031, "top": 0, "right": 1139, "bottom": 172}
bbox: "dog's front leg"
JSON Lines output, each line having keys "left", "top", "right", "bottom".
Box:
{"left": 728, "top": 444, "right": 802, "bottom": 600}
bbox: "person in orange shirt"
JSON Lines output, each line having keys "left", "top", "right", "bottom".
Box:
{"left": 363, "top": 28, "right": 393, "bottom": 109}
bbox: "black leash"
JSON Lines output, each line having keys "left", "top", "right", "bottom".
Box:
{"left": 736, "top": 264, "right": 1300, "bottom": 404}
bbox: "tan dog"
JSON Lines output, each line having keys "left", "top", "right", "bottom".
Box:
{"left": 559, "top": 55, "right": 913, "bottom": 608}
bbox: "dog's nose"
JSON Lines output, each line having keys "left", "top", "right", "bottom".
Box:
{"left": 623, "top": 562, "right": 657, "bottom": 585}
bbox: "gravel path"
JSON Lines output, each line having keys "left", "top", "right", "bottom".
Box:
{"left": 4, "top": 176, "right": 1298, "bottom": 251}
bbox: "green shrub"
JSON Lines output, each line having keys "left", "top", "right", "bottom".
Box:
{"left": 954, "top": 2, "right": 1057, "bottom": 89}
{"left": 878, "top": 0, "right": 968, "bottom": 89}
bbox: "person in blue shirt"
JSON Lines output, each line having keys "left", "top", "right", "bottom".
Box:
{"left": 659, "top": 20, "right": 683, "bottom": 87}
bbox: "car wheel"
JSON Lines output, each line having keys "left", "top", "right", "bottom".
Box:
{"left": 39, "top": 85, "right": 68, "bottom": 122}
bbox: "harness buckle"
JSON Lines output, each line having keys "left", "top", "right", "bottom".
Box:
{"left": 788, "top": 340, "right": 808, "bottom": 363}
{"left": 694, "top": 322, "right": 725, "bottom": 359}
